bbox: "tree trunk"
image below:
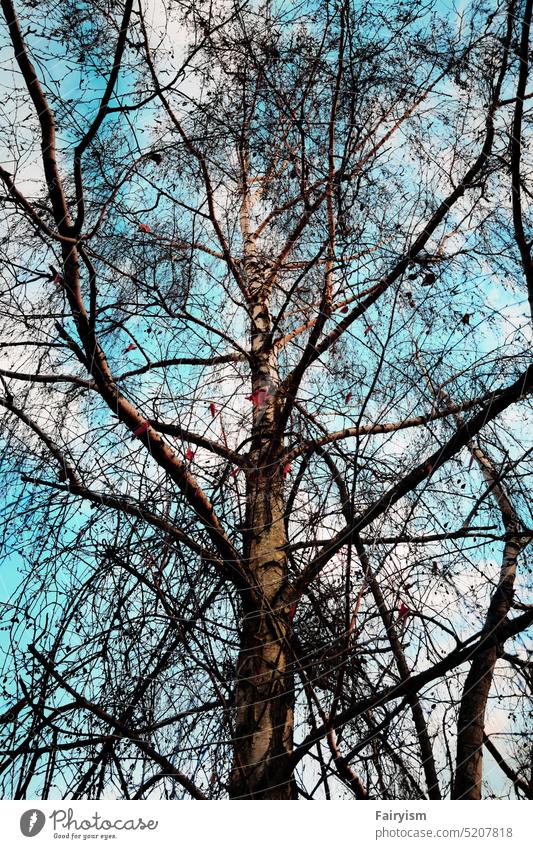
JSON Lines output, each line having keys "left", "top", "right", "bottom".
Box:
{"left": 229, "top": 474, "right": 295, "bottom": 798}
{"left": 452, "top": 535, "right": 522, "bottom": 799}
{"left": 229, "top": 245, "right": 296, "bottom": 798}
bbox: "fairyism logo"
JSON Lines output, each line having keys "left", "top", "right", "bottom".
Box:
{"left": 20, "top": 809, "right": 46, "bottom": 837}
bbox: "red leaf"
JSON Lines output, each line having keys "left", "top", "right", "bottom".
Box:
{"left": 398, "top": 601, "right": 410, "bottom": 620}
{"left": 461, "top": 313, "right": 471, "bottom": 325}
{"left": 282, "top": 461, "right": 291, "bottom": 480}
{"left": 230, "top": 467, "right": 240, "bottom": 477}
{"left": 340, "top": 305, "right": 349, "bottom": 314}
{"left": 288, "top": 602, "right": 298, "bottom": 621}
{"left": 344, "top": 391, "right": 352, "bottom": 404}
{"left": 185, "top": 447, "right": 195, "bottom": 461}
{"left": 138, "top": 223, "right": 151, "bottom": 233}
{"left": 133, "top": 420, "right": 150, "bottom": 437}
{"left": 364, "top": 324, "right": 373, "bottom": 336}
{"left": 425, "top": 462, "right": 433, "bottom": 476}
{"left": 209, "top": 402, "right": 216, "bottom": 418}
{"left": 123, "top": 343, "right": 136, "bottom": 353}
{"left": 247, "top": 387, "right": 269, "bottom": 408}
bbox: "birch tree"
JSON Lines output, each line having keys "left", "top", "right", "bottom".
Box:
{"left": 0, "top": 0, "right": 532, "bottom": 800}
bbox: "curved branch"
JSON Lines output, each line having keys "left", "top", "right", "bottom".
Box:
{"left": 286, "top": 388, "right": 506, "bottom": 460}
{"left": 28, "top": 644, "right": 206, "bottom": 800}
{"left": 289, "top": 364, "right": 533, "bottom": 597}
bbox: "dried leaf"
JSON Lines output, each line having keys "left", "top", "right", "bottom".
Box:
{"left": 133, "top": 420, "right": 150, "bottom": 437}
{"left": 247, "top": 387, "right": 269, "bottom": 407}
{"left": 398, "top": 601, "right": 410, "bottom": 620}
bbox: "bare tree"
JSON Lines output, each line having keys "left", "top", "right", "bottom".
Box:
{"left": 0, "top": 0, "right": 532, "bottom": 800}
